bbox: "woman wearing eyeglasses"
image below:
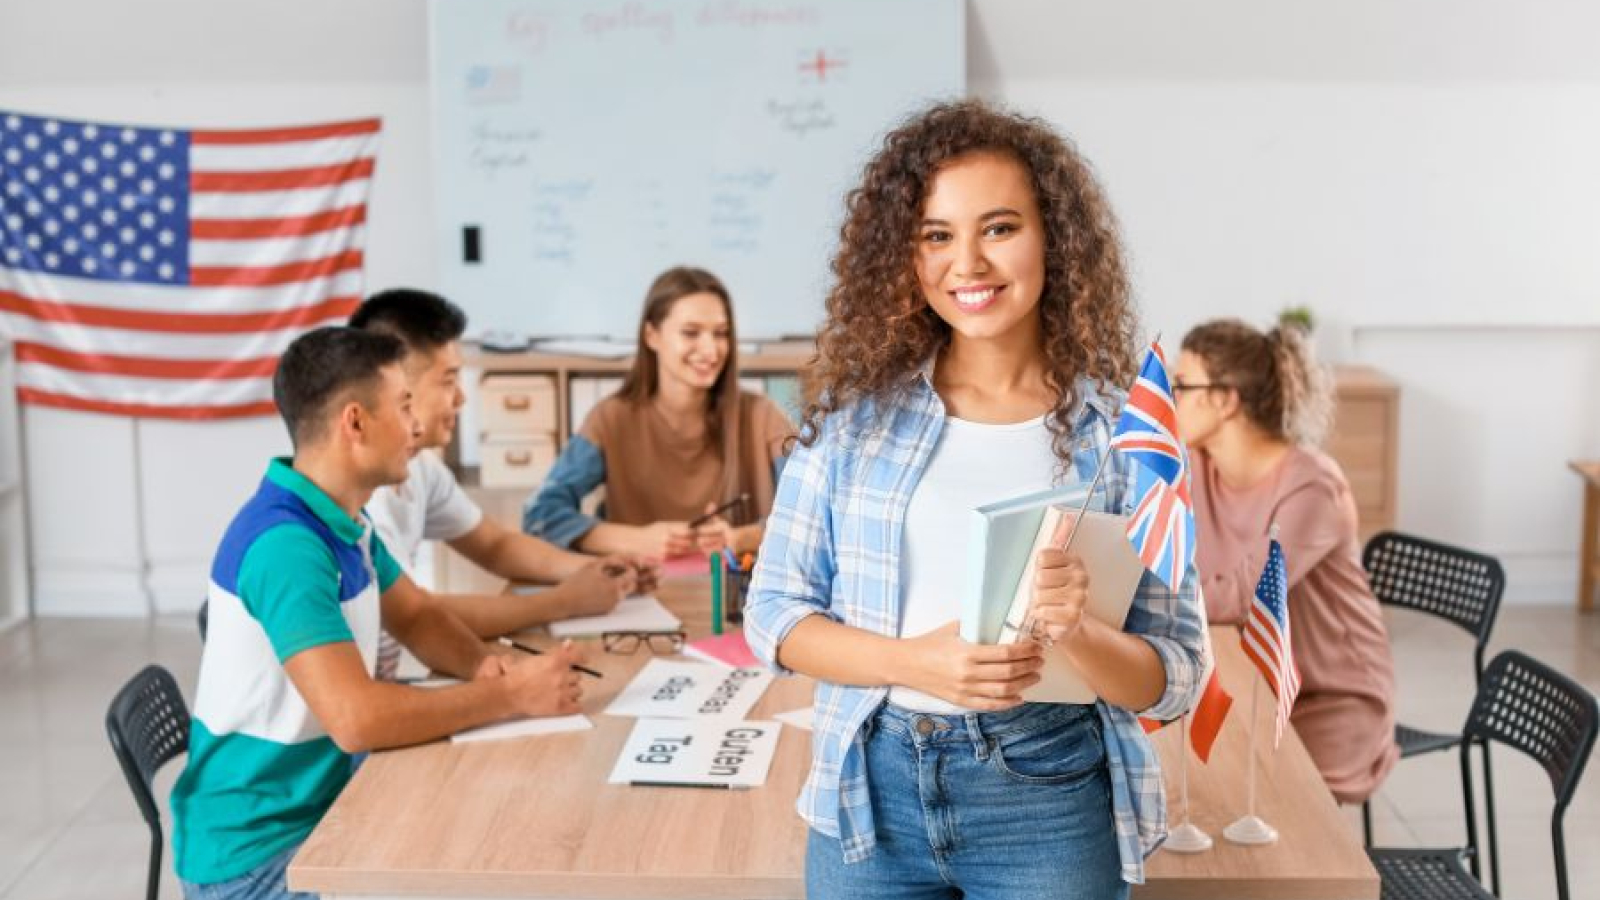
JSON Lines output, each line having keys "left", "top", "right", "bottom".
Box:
{"left": 1173, "top": 319, "right": 1398, "bottom": 807}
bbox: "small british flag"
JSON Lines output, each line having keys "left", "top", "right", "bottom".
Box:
{"left": 1114, "top": 341, "right": 1196, "bottom": 589}
{"left": 1111, "top": 342, "right": 1185, "bottom": 486}
{"left": 1124, "top": 457, "right": 1196, "bottom": 590}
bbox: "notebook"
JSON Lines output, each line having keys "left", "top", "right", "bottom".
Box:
{"left": 959, "top": 485, "right": 1145, "bottom": 703}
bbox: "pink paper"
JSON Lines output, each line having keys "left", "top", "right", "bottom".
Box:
{"left": 660, "top": 553, "right": 712, "bottom": 579}
{"left": 683, "top": 632, "right": 759, "bottom": 669}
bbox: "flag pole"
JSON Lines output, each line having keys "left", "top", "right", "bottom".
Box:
{"left": 1245, "top": 678, "right": 1259, "bottom": 815}
{"left": 1225, "top": 652, "right": 1278, "bottom": 845}
{"left": 1164, "top": 712, "right": 1214, "bottom": 853}
{"left": 1063, "top": 333, "right": 1158, "bottom": 556}
{"left": 1023, "top": 438, "right": 1112, "bottom": 646}
{"left": 131, "top": 417, "right": 155, "bottom": 614}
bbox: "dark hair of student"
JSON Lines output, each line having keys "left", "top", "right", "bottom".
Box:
{"left": 619, "top": 266, "right": 745, "bottom": 510}
{"left": 1180, "top": 319, "right": 1332, "bottom": 445}
{"left": 273, "top": 326, "right": 406, "bottom": 449}
{"left": 348, "top": 288, "right": 468, "bottom": 357}
{"left": 799, "top": 98, "right": 1139, "bottom": 468}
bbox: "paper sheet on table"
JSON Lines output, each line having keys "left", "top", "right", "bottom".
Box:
{"left": 452, "top": 714, "right": 593, "bottom": 744}
{"left": 548, "top": 595, "right": 681, "bottom": 638}
{"left": 773, "top": 706, "right": 814, "bottom": 732}
{"left": 604, "top": 659, "right": 772, "bottom": 720}
{"left": 394, "top": 648, "right": 430, "bottom": 682}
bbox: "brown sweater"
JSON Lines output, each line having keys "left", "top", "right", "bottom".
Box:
{"left": 1192, "top": 445, "right": 1399, "bottom": 804}
{"left": 580, "top": 391, "right": 793, "bottom": 526}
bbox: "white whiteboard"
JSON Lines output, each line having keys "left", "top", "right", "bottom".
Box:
{"left": 429, "top": 0, "right": 964, "bottom": 339}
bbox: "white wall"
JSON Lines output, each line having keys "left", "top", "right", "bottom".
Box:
{"left": 3, "top": 0, "right": 1597, "bottom": 612}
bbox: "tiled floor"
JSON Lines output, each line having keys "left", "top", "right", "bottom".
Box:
{"left": 1, "top": 606, "right": 1597, "bottom": 899}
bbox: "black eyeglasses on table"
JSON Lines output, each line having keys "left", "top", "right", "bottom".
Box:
{"left": 602, "top": 630, "right": 687, "bottom": 655}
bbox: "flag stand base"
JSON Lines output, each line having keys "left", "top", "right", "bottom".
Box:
{"left": 1223, "top": 815, "right": 1278, "bottom": 845}
{"left": 1164, "top": 821, "right": 1213, "bottom": 853}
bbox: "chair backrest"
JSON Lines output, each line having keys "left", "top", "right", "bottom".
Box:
{"left": 1461, "top": 651, "right": 1598, "bottom": 900}
{"left": 1465, "top": 651, "right": 1597, "bottom": 811}
{"left": 105, "top": 665, "right": 191, "bottom": 828}
{"left": 1363, "top": 531, "right": 1505, "bottom": 673}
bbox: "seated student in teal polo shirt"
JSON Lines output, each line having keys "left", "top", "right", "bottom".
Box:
{"left": 169, "top": 327, "right": 589, "bottom": 900}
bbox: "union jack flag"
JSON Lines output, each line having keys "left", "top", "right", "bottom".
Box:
{"left": 1115, "top": 341, "right": 1195, "bottom": 589}
{"left": 1111, "top": 342, "right": 1184, "bottom": 486}
{"left": 1124, "top": 458, "right": 1195, "bottom": 590}
{"left": 1240, "top": 536, "right": 1301, "bottom": 747}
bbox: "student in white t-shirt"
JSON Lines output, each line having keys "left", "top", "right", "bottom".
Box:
{"left": 352, "top": 290, "right": 657, "bottom": 676}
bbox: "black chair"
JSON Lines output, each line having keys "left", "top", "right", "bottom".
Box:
{"left": 1368, "top": 651, "right": 1597, "bottom": 900}
{"left": 1361, "top": 532, "right": 1505, "bottom": 853}
{"left": 106, "top": 665, "right": 191, "bottom": 900}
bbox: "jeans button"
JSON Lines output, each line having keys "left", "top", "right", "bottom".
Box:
{"left": 915, "top": 717, "right": 935, "bottom": 736}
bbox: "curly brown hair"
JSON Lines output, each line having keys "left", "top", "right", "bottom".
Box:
{"left": 800, "top": 99, "right": 1139, "bottom": 467}
{"left": 1181, "top": 319, "right": 1333, "bottom": 446}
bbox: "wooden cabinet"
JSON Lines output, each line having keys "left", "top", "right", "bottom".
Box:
{"left": 1325, "top": 366, "right": 1400, "bottom": 538}
{"left": 476, "top": 374, "right": 560, "bottom": 488}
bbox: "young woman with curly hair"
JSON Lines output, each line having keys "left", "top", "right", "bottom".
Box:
{"left": 745, "top": 100, "right": 1208, "bottom": 899}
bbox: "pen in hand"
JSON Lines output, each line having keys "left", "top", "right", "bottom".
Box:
{"left": 499, "top": 638, "right": 605, "bottom": 679}
{"left": 688, "top": 493, "right": 750, "bottom": 529}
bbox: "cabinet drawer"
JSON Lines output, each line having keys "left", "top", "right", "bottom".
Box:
{"left": 480, "top": 375, "right": 558, "bottom": 436}
{"left": 480, "top": 434, "right": 558, "bottom": 488}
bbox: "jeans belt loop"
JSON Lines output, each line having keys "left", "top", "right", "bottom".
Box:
{"left": 964, "top": 712, "right": 993, "bottom": 761}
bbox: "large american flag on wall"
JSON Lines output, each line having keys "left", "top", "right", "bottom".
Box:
{"left": 0, "top": 111, "right": 379, "bottom": 419}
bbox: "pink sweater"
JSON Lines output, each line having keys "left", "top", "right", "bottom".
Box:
{"left": 1192, "top": 445, "right": 1399, "bottom": 804}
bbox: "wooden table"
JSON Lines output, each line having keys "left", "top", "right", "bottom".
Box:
{"left": 1573, "top": 460, "right": 1600, "bottom": 613}
{"left": 290, "top": 581, "right": 1377, "bottom": 899}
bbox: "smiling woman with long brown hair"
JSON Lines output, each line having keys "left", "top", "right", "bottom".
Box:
{"left": 744, "top": 100, "right": 1207, "bottom": 899}
{"left": 522, "top": 266, "right": 793, "bottom": 559}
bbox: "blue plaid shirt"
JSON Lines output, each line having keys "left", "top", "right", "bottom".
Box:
{"left": 745, "top": 367, "right": 1208, "bottom": 885}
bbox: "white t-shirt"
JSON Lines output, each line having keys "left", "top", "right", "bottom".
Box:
{"left": 366, "top": 450, "right": 484, "bottom": 679}
{"left": 366, "top": 450, "right": 484, "bottom": 571}
{"left": 889, "top": 413, "right": 1059, "bottom": 713}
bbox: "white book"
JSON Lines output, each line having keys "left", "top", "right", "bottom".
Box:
{"left": 548, "top": 595, "right": 682, "bottom": 638}
{"left": 960, "top": 486, "right": 1145, "bottom": 704}
{"left": 453, "top": 714, "right": 593, "bottom": 744}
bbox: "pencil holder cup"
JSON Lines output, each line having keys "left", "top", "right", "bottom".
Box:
{"left": 724, "top": 564, "right": 751, "bottom": 625}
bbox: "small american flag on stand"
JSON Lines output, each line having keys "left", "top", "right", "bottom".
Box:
{"left": 1240, "top": 534, "right": 1301, "bottom": 747}
{"left": 0, "top": 110, "right": 380, "bottom": 419}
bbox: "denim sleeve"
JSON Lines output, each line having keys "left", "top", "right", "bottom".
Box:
{"left": 746, "top": 424, "right": 837, "bottom": 676}
{"left": 521, "top": 435, "right": 605, "bottom": 549}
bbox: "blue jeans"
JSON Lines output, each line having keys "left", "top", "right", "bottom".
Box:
{"left": 807, "top": 702, "right": 1126, "bottom": 900}
{"left": 181, "top": 845, "right": 315, "bottom": 900}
